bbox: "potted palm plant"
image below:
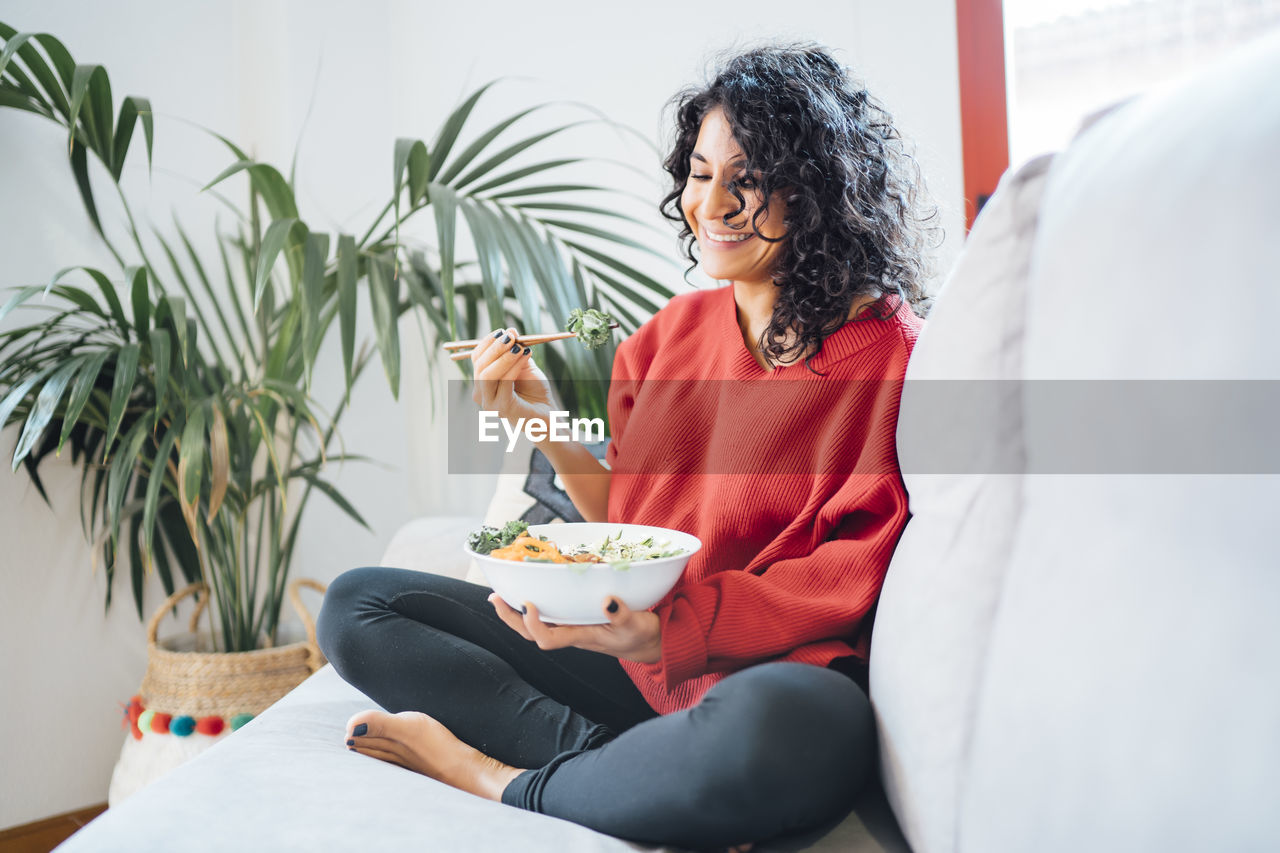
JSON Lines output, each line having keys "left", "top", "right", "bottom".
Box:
{"left": 1, "top": 20, "right": 675, "bottom": 640}
{"left": 0, "top": 21, "right": 677, "bottom": 795}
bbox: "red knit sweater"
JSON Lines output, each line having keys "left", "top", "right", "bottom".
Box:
{"left": 607, "top": 283, "right": 922, "bottom": 713}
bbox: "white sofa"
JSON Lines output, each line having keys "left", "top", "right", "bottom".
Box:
{"left": 59, "top": 33, "right": 1280, "bottom": 853}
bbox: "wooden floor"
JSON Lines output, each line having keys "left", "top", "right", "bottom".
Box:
{"left": 0, "top": 804, "right": 107, "bottom": 853}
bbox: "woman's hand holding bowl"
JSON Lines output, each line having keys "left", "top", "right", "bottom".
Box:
{"left": 488, "top": 593, "right": 662, "bottom": 664}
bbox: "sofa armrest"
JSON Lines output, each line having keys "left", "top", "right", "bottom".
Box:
{"left": 379, "top": 515, "right": 484, "bottom": 581}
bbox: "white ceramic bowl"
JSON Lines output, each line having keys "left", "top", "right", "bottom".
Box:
{"left": 467, "top": 522, "right": 702, "bottom": 624}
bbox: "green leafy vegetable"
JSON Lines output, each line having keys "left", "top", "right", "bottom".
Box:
{"left": 467, "top": 519, "right": 531, "bottom": 554}
{"left": 466, "top": 528, "right": 501, "bottom": 554}
{"left": 566, "top": 307, "right": 614, "bottom": 350}
{"left": 501, "top": 519, "right": 531, "bottom": 543}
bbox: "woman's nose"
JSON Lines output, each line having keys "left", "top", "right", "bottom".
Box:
{"left": 703, "top": 179, "right": 744, "bottom": 222}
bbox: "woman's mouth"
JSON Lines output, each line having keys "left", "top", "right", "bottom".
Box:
{"left": 702, "top": 227, "right": 754, "bottom": 248}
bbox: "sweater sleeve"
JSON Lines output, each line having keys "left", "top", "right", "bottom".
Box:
{"left": 638, "top": 473, "right": 909, "bottom": 690}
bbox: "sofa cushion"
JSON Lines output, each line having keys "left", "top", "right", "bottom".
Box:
{"left": 869, "top": 150, "right": 1053, "bottom": 853}
{"left": 60, "top": 666, "right": 669, "bottom": 853}
{"left": 957, "top": 32, "right": 1280, "bottom": 853}
{"left": 381, "top": 515, "right": 484, "bottom": 580}
{"left": 62, "top": 663, "right": 912, "bottom": 852}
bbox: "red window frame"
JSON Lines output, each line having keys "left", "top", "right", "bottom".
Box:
{"left": 955, "top": 0, "right": 1011, "bottom": 230}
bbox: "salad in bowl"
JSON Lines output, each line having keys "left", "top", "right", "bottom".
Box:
{"left": 466, "top": 521, "right": 701, "bottom": 624}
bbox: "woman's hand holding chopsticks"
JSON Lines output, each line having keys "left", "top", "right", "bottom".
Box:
{"left": 467, "top": 325, "right": 613, "bottom": 524}
{"left": 470, "top": 327, "right": 555, "bottom": 429}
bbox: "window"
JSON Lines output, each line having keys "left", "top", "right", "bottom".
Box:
{"left": 956, "top": 0, "right": 1280, "bottom": 230}
{"left": 1007, "top": 0, "right": 1280, "bottom": 165}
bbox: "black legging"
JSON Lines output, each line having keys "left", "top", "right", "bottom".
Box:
{"left": 316, "top": 567, "right": 875, "bottom": 851}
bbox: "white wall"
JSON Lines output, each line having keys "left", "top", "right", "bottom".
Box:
{"left": 0, "top": 0, "right": 961, "bottom": 828}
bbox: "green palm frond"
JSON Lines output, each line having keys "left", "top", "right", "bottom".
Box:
{"left": 1, "top": 21, "right": 678, "bottom": 649}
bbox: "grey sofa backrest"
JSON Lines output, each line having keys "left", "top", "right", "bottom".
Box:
{"left": 874, "top": 31, "right": 1280, "bottom": 853}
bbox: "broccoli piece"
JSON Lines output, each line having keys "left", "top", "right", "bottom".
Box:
{"left": 566, "top": 308, "right": 615, "bottom": 351}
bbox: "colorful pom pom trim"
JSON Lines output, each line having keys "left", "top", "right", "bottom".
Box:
{"left": 120, "top": 695, "right": 253, "bottom": 741}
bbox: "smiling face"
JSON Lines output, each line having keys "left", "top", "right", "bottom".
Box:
{"left": 680, "top": 107, "right": 787, "bottom": 287}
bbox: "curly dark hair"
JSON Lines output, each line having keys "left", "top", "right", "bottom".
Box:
{"left": 660, "top": 43, "right": 938, "bottom": 370}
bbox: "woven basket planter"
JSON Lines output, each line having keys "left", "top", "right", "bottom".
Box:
{"left": 140, "top": 580, "right": 326, "bottom": 718}
{"left": 108, "top": 579, "right": 327, "bottom": 804}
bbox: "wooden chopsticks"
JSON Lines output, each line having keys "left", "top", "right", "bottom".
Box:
{"left": 443, "top": 324, "right": 619, "bottom": 362}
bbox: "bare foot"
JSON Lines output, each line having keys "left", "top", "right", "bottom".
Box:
{"left": 344, "top": 709, "right": 525, "bottom": 801}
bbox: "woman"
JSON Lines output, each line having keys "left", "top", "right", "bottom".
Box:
{"left": 317, "top": 43, "right": 934, "bottom": 852}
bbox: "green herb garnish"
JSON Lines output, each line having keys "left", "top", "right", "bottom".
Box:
{"left": 596, "top": 529, "right": 619, "bottom": 557}
{"left": 566, "top": 308, "right": 615, "bottom": 350}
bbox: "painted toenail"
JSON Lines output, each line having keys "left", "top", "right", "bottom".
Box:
{"left": 352, "top": 723, "right": 368, "bottom": 737}
{"left": 346, "top": 739, "right": 355, "bottom": 746}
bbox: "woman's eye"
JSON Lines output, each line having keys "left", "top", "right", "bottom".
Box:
{"left": 689, "top": 173, "right": 711, "bottom": 182}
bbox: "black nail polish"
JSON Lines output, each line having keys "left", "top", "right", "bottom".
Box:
{"left": 516, "top": 605, "right": 526, "bottom": 615}
{"left": 346, "top": 738, "right": 355, "bottom": 746}
{"left": 607, "top": 600, "right": 619, "bottom": 613}
{"left": 522, "top": 346, "right": 531, "bottom": 356}
{"left": 492, "top": 330, "right": 503, "bottom": 338}
{"left": 352, "top": 723, "right": 368, "bottom": 737}
{"left": 348, "top": 747, "right": 356, "bottom": 752}
{"left": 510, "top": 342, "right": 520, "bottom": 354}
{"left": 500, "top": 333, "right": 511, "bottom": 344}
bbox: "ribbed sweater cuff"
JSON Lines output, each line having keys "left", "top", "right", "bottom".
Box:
{"left": 645, "top": 602, "right": 707, "bottom": 689}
